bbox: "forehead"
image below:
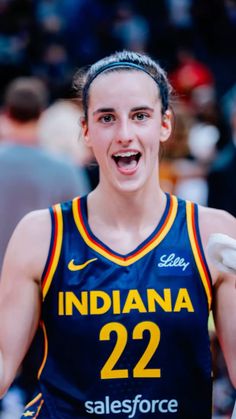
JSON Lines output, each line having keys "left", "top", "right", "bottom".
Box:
{"left": 88, "top": 70, "right": 160, "bottom": 109}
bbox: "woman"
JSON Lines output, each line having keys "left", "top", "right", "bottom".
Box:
{"left": 0, "top": 50, "right": 236, "bottom": 418}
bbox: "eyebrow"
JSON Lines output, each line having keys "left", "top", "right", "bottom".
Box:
{"left": 93, "top": 106, "right": 155, "bottom": 116}
{"left": 93, "top": 108, "right": 114, "bottom": 115}
{"left": 131, "top": 106, "right": 154, "bottom": 112}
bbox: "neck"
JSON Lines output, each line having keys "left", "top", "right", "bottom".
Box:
{"left": 88, "top": 177, "right": 166, "bottom": 230}
{"left": 1, "top": 117, "right": 39, "bottom": 146}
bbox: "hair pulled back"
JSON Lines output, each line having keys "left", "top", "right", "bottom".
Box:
{"left": 73, "top": 50, "right": 172, "bottom": 120}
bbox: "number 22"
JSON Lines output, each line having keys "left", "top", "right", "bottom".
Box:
{"left": 99, "top": 321, "right": 161, "bottom": 379}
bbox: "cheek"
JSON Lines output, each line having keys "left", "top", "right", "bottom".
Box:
{"left": 84, "top": 123, "right": 99, "bottom": 148}
{"left": 86, "top": 132, "right": 109, "bottom": 163}
{"left": 146, "top": 122, "right": 162, "bottom": 149}
{"left": 89, "top": 123, "right": 112, "bottom": 147}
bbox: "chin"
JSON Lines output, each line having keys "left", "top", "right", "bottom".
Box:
{"left": 112, "top": 177, "right": 147, "bottom": 194}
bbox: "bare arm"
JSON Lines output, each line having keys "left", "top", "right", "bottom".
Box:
{"left": 199, "top": 207, "right": 236, "bottom": 388}
{"left": 0, "top": 209, "right": 51, "bottom": 397}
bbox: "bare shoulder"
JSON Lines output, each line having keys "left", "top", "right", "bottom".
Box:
{"left": 1, "top": 208, "right": 51, "bottom": 284}
{"left": 16, "top": 208, "right": 51, "bottom": 240}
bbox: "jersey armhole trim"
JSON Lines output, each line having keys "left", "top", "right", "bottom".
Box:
{"left": 41, "top": 204, "right": 63, "bottom": 300}
{"left": 186, "top": 201, "right": 212, "bottom": 310}
{"left": 37, "top": 321, "right": 48, "bottom": 379}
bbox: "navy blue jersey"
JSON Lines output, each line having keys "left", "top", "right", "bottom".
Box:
{"left": 22, "top": 194, "right": 213, "bottom": 418}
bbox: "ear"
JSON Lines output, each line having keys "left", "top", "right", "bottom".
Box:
{"left": 81, "top": 117, "right": 91, "bottom": 147}
{"left": 160, "top": 110, "right": 172, "bottom": 143}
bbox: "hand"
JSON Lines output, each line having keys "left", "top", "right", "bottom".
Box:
{"left": 207, "top": 233, "right": 236, "bottom": 274}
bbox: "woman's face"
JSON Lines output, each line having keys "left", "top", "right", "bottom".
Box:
{"left": 82, "top": 70, "right": 171, "bottom": 193}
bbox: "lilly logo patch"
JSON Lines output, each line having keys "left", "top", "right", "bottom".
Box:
{"left": 158, "top": 253, "right": 190, "bottom": 272}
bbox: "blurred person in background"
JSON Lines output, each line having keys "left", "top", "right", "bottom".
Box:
{"left": 166, "top": 50, "right": 230, "bottom": 206}
{"left": 164, "top": 0, "right": 194, "bottom": 52}
{"left": 0, "top": 76, "right": 90, "bottom": 417}
{"left": 207, "top": 103, "right": 236, "bottom": 218}
{"left": 159, "top": 89, "right": 219, "bottom": 206}
{"left": 62, "top": 0, "right": 114, "bottom": 67}
{"left": 111, "top": 1, "right": 150, "bottom": 53}
{"left": 169, "top": 46, "right": 215, "bottom": 109}
{"left": 38, "top": 98, "right": 98, "bottom": 190}
{"left": 0, "top": 0, "right": 37, "bottom": 103}
{"left": 172, "top": 85, "right": 226, "bottom": 206}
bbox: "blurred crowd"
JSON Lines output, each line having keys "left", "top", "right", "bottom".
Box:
{"left": 1, "top": 0, "right": 236, "bottom": 101}
{"left": 0, "top": 0, "right": 236, "bottom": 417}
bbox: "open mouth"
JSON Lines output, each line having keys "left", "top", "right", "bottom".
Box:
{"left": 112, "top": 151, "right": 141, "bottom": 170}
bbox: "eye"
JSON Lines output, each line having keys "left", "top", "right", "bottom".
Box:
{"left": 133, "top": 112, "right": 149, "bottom": 121}
{"left": 99, "top": 114, "right": 115, "bottom": 123}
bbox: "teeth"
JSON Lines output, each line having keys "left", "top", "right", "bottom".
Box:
{"left": 113, "top": 151, "right": 139, "bottom": 158}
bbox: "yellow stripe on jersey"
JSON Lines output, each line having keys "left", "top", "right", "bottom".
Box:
{"left": 72, "top": 195, "right": 178, "bottom": 266}
{"left": 37, "top": 321, "right": 49, "bottom": 379}
{"left": 24, "top": 393, "right": 42, "bottom": 409}
{"left": 42, "top": 204, "right": 63, "bottom": 300}
{"left": 34, "top": 399, "right": 44, "bottom": 418}
{"left": 186, "top": 201, "right": 212, "bottom": 310}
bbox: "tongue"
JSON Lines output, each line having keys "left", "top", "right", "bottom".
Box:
{"left": 117, "top": 156, "right": 137, "bottom": 170}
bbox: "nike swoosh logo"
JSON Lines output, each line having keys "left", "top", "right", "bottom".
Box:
{"left": 68, "top": 258, "right": 98, "bottom": 271}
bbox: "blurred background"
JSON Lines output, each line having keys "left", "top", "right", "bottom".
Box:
{"left": 0, "top": 0, "right": 236, "bottom": 417}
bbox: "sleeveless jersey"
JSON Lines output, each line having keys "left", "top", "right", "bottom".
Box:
{"left": 22, "top": 193, "right": 213, "bottom": 418}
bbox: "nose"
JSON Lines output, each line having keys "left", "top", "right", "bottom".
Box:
{"left": 115, "top": 119, "right": 133, "bottom": 145}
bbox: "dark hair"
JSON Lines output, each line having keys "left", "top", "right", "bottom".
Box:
{"left": 4, "top": 77, "right": 48, "bottom": 122}
{"left": 73, "top": 50, "right": 172, "bottom": 120}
